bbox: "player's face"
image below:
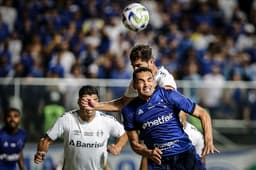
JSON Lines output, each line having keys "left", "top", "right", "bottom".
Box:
{"left": 78, "top": 94, "right": 99, "bottom": 118}
{"left": 5, "top": 111, "right": 21, "bottom": 130}
{"left": 133, "top": 71, "right": 156, "bottom": 100}
{"left": 131, "top": 58, "right": 154, "bottom": 71}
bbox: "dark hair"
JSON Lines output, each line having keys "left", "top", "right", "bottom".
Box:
{"left": 133, "top": 67, "right": 153, "bottom": 82}
{"left": 130, "top": 44, "right": 153, "bottom": 64}
{"left": 4, "top": 107, "right": 21, "bottom": 119}
{"left": 79, "top": 85, "right": 99, "bottom": 98}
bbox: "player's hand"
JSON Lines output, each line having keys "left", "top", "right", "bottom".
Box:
{"left": 34, "top": 138, "right": 49, "bottom": 164}
{"left": 107, "top": 144, "right": 122, "bottom": 155}
{"left": 202, "top": 142, "right": 220, "bottom": 156}
{"left": 79, "top": 98, "right": 97, "bottom": 111}
{"left": 34, "top": 151, "right": 46, "bottom": 164}
{"left": 148, "top": 148, "right": 162, "bottom": 165}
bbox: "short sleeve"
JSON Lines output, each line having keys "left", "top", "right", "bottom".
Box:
{"left": 109, "top": 117, "right": 126, "bottom": 137}
{"left": 122, "top": 105, "right": 136, "bottom": 131}
{"left": 164, "top": 90, "right": 196, "bottom": 114}
{"left": 47, "top": 115, "right": 65, "bottom": 140}
{"left": 156, "top": 67, "right": 177, "bottom": 89}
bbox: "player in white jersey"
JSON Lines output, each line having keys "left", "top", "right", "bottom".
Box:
{"left": 34, "top": 85, "right": 128, "bottom": 170}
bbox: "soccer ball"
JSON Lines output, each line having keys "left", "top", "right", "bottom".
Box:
{"left": 122, "top": 3, "right": 150, "bottom": 32}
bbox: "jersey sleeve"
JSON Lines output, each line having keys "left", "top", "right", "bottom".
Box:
{"left": 122, "top": 104, "right": 136, "bottom": 131}
{"left": 108, "top": 117, "right": 126, "bottom": 137}
{"left": 124, "top": 80, "right": 138, "bottom": 98}
{"left": 46, "top": 114, "right": 66, "bottom": 140}
{"left": 156, "top": 67, "right": 177, "bottom": 89}
{"left": 164, "top": 89, "right": 196, "bottom": 114}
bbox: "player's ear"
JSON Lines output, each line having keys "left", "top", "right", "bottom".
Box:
{"left": 149, "top": 58, "right": 154, "bottom": 65}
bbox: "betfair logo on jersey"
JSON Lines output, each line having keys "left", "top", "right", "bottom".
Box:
{"left": 142, "top": 113, "right": 173, "bottom": 129}
{"left": 69, "top": 140, "right": 104, "bottom": 148}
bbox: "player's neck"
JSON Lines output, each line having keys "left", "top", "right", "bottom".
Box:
{"left": 78, "top": 112, "right": 95, "bottom": 122}
{"left": 139, "top": 95, "right": 151, "bottom": 102}
{"left": 5, "top": 126, "right": 18, "bottom": 134}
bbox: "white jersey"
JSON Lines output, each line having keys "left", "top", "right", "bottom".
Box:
{"left": 184, "top": 122, "right": 204, "bottom": 157}
{"left": 124, "top": 66, "right": 177, "bottom": 97}
{"left": 47, "top": 110, "right": 125, "bottom": 170}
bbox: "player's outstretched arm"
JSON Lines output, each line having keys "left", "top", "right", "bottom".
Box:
{"left": 127, "top": 131, "right": 162, "bottom": 165}
{"left": 107, "top": 133, "right": 128, "bottom": 155}
{"left": 34, "top": 136, "right": 54, "bottom": 164}
{"left": 192, "top": 104, "right": 220, "bottom": 156}
{"left": 81, "top": 96, "right": 132, "bottom": 112}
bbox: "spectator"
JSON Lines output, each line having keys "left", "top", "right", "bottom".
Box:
{"left": 200, "top": 64, "right": 225, "bottom": 118}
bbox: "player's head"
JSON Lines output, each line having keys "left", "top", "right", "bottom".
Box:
{"left": 4, "top": 107, "right": 21, "bottom": 131}
{"left": 130, "top": 44, "right": 155, "bottom": 71}
{"left": 79, "top": 85, "right": 99, "bottom": 99}
{"left": 133, "top": 67, "right": 156, "bottom": 100}
{"left": 78, "top": 85, "right": 99, "bottom": 118}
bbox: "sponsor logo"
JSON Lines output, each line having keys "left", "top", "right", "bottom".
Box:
{"left": 73, "top": 130, "right": 81, "bottom": 135}
{"left": 73, "top": 130, "right": 103, "bottom": 137}
{"left": 69, "top": 139, "right": 104, "bottom": 148}
{"left": 96, "top": 130, "right": 104, "bottom": 137}
{"left": 84, "top": 131, "right": 94, "bottom": 136}
{"left": 159, "top": 71, "right": 166, "bottom": 77}
{"left": 142, "top": 113, "right": 173, "bottom": 129}
{"left": 138, "top": 109, "right": 144, "bottom": 115}
{"left": 154, "top": 140, "right": 179, "bottom": 151}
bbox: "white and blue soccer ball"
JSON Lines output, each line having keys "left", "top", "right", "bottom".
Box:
{"left": 122, "top": 3, "right": 150, "bottom": 32}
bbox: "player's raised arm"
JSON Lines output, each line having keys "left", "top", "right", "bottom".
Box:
{"left": 81, "top": 96, "right": 133, "bottom": 112}
{"left": 192, "top": 104, "right": 220, "bottom": 156}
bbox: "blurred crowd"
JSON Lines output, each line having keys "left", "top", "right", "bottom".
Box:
{"left": 0, "top": 0, "right": 256, "bottom": 139}
{"left": 0, "top": 0, "right": 256, "bottom": 80}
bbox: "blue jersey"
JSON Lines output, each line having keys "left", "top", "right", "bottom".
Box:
{"left": 122, "top": 86, "right": 196, "bottom": 157}
{"left": 0, "top": 127, "right": 27, "bottom": 170}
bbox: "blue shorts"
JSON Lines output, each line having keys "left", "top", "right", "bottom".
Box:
{"left": 148, "top": 147, "right": 206, "bottom": 170}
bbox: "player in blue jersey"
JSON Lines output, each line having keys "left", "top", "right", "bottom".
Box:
{"left": 122, "top": 67, "right": 219, "bottom": 170}
{"left": 82, "top": 44, "right": 206, "bottom": 169}
{"left": 0, "top": 108, "right": 27, "bottom": 170}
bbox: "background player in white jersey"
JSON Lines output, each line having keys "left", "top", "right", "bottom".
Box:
{"left": 34, "top": 85, "right": 128, "bottom": 170}
{"left": 122, "top": 67, "right": 219, "bottom": 169}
